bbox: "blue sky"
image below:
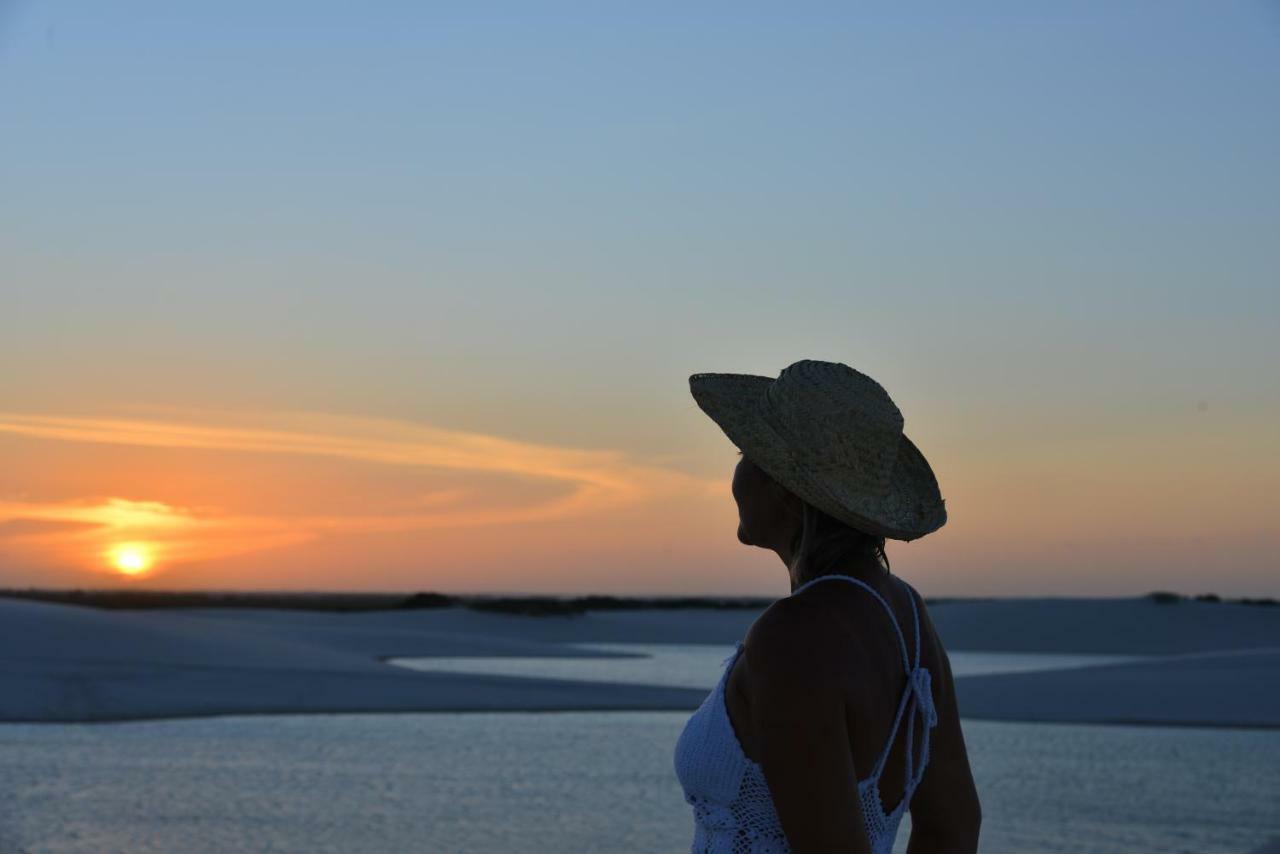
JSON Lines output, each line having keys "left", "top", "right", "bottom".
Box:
{"left": 2, "top": 2, "right": 1277, "bottom": 595}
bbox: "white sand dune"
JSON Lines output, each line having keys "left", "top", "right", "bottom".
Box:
{"left": 937, "top": 598, "right": 1280, "bottom": 727}
{"left": 0, "top": 599, "right": 706, "bottom": 722}
{"left": 2, "top": 595, "right": 1277, "bottom": 725}
{"left": 175, "top": 604, "right": 763, "bottom": 647}
{"left": 928, "top": 597, "right": 1280, "bottom": 654}
{"left": 955, "top": 647, "right": 1280, "bottom": 728}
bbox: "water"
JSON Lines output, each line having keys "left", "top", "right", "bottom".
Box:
{"left": 0, "top": 715, "right": 1276, "bottom": 853}
{"left": 2, "top": 646, "right": 1276, "bottom": 853}
{"left": 390, "top": 644, "right": 1145, "bottom": 687}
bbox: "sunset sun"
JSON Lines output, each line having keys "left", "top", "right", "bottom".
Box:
{"left": 108, "top": 543, "right": 155, "bottom": 577}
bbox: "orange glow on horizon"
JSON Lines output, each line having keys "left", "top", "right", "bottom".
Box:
{"left": 0, "top": 409, "right": 724, "bottom": 585}
{"left": 0, "top": 406, "right": 1274, "bottom": 596}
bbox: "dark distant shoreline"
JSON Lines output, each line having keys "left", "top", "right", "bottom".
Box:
{"left": 0, "top": 588, "right": 776, "bottom": 615}
{"left": 0, "top": 588, "right": 1273, "bottom": 616}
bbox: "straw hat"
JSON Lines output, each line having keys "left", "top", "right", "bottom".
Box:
{"left": 689, "top": 359, "right": 946, "bottom": 541}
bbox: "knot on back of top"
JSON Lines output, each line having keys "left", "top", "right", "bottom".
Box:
{"left": 909, "top": 666, "right": 938, "bottom": 728}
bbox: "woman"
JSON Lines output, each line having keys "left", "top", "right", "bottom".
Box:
{"left": 674, "top": 360, "right": 981, "bottom": 853}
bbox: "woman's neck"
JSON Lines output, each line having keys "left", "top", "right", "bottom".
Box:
{"left": 788, "top": 550, "right": 887, "bottom": 593}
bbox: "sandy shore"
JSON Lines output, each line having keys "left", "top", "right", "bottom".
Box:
{"left": 0, "top": 598, "right": 709, "bottom": 722}
{"left": 2, "top": 595, "right": 1277, "bottom": 725}
{"left": 955, "top": 647, "right": 1280, "bottom": 728}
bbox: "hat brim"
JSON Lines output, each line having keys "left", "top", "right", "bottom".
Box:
{"left": 690, "top": 372, "right": 946, "bottom": 541}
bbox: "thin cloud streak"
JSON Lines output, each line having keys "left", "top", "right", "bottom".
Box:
{"left": 0, "top": 411, "right": 724, "bottom": 574}
{"left": 0, "top": 411, "right": 716, "bottom": 503}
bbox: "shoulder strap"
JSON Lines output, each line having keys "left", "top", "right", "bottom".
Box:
{"left": 896, "top": 580, "right": 934, "bottom": 788}
{"left": 790, "top": 574, "right": 913, "bottom": 673}
{"left": 791, "top": 574, "right": 933, "bottom": 785}
{"left": 905, "top": 579, "right": 923, "bottom": 671}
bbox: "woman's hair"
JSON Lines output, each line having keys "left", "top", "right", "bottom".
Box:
{"left": 789, "top": 497, "right": 891, "bottom": 577}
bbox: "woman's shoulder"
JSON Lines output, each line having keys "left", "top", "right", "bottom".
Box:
{"left": 746, "top": 577, "right": 939, "bottom": 670}
{"left": 744, "top": 595, "right": 818, "bottom": 651}
{"left": 742, "top": 592, "right": 865, "bottom": 675}
{"left": 738, "top": 598, "right": 846, "bottom": 698}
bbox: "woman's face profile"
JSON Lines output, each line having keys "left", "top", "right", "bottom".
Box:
{"left": 731, "top": 454, "right": 794, "bottom": 548}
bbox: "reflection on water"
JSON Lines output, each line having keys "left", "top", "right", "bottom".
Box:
{"left": 0, "top": 713, "right": 1275, "bottom": 854}
{"left": 390, "top": 644, "right": 1145, "bottom": 688}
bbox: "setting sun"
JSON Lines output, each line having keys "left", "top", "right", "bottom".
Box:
{"left": 108, "top": 543, "right": 155, "bottom": 577}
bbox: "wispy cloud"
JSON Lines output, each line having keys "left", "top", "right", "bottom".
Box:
{"left": 0, "top": 410, "right": 721, "bottom": 574}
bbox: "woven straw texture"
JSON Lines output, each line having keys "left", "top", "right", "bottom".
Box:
{"left": 689, "top": 360, "right": 945, "bottom": 541}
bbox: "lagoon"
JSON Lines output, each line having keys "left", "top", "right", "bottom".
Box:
{"left": 1, "top": 713, "right": 1276, "bottom": 853}
{"left": 2, "top": 645, "right": 1276, "bottom": 853}
{"left": 389, "top": 643, "right": 1147, "bottom": 688}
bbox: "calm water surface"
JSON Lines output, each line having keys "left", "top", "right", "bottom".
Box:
{"left": 2, "top": 645, "right": 1276, "bottom": 853}
{"left": 390, "top": 644, "right": 1146, "bottom": 687}
{"left": 0, "top": 715, "right": 1276, "bottom": 853}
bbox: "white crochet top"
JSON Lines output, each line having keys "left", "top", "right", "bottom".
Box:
{"left": 673, "top": 573, "right": 938, "bottom": 854}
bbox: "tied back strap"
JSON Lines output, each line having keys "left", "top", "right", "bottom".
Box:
{"left": 790, "top": 574, "right": 939, "bottom": 785}
{"left": 900, "top": 585, "right": 938, "bottom": 787}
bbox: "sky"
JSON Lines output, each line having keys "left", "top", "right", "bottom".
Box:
{"left": 2, "top": 1, "right": 1277, "bottom": 597}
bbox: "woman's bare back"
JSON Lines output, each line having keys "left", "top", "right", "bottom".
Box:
{"left": 723, "top": 575, "right": 981, "bottom": 850}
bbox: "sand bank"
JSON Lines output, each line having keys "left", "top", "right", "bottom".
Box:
{"left": 955, "top": 647, "right": 1280, "bottom": 728}
{"left": 0, "top": 598, "right": 705, "bottom": 722}
{"left": 2, "top": 595, "right": 1277, "bottom": 725}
